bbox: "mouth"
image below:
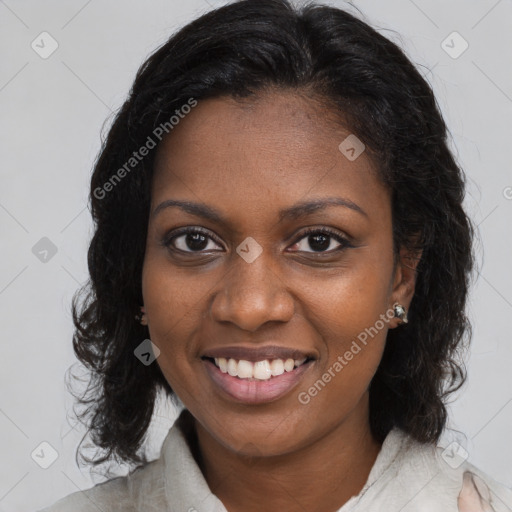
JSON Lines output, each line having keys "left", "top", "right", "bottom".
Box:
{"left": 200, "top": 347, "right": 316, "bottom": 404}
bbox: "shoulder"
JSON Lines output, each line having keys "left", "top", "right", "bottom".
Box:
{"left": 393, "top": 431, "right": 512, "bottom": 511}
{"left": 37, "top": 457, "right": 167, "bottom": 512}
{"left": 37, "top": 409, "right": 200, "bottom": 512}
{"left": 446, "top": 453, "right": 512, "bottom": 512}
{"left": 36, "top": 473, "right": 130, "bottom": 512}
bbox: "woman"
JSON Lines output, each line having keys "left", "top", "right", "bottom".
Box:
{"left": 39, "top": 0, "right": 512, "bottom": 510}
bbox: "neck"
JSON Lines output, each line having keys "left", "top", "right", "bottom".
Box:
{"left": 189, "top": 395, "right": 382, "bottom": 512}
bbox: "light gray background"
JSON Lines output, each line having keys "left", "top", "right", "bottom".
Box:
{"left": 1, "top": 0, "right": 511, "bottom": 510}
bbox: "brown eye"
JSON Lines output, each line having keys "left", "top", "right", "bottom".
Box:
{"left": 164, "top": 228, "right": 223, "bottom": 253}
{"left": 289, "top": 228, "right": 352, "bottom": 253}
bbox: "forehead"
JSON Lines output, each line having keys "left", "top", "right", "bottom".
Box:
{"left": 151, "top": 91, "right": 389, "bottom": 224}
{"left": 154, "top": 90, "right": 361, "bottom": 174}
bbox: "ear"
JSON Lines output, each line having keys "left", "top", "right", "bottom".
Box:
{"left": 389, "top": 243, "right": 422, "bottom": 328}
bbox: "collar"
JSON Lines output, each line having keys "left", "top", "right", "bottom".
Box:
{"left": 163, "top": 409, "right": 227, "bottom": 512}
{"left": 161, "top": 408, "right": 408, "bottom": 511}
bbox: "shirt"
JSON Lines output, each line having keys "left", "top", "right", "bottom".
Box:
{"left": 38, "top": 409, "right": 512, "bottom": 512}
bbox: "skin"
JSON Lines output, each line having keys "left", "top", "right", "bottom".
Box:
{"left": 142, "top": 90, "right": 421, "bottom": 512}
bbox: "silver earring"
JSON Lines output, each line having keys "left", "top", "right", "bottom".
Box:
{"left": 393, "top": 303, "right": 408, "bottom": 324}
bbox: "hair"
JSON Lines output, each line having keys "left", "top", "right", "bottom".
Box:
{"left": 70, "top": 0, "right": 475, "bottom": 471}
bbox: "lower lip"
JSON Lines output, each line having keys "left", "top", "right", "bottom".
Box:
{"left": 203, "top": 359, "right": 314, "bottom": 404}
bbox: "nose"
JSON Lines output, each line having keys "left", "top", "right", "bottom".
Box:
{"left": 210, "top": 253, "right": 295, "bottom": 332}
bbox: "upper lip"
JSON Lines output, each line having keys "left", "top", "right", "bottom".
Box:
{"left": 201, "top": 345, "right": 316, "bottom": 362}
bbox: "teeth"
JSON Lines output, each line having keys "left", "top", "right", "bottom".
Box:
{"left": 213, "top": 357, "right": 308, "bottom": 380}
{"left": 254, "top": 360, "right": 272, "bottom": 380}
{"left": 227, "top": 358, "right": 238, "bottom": 377}
{"left": 237, "top": 360, "right": 253, "bottom": 379}
{"left": 283, "top": 358, "right": 295, "bottom": 372}
{"left": 270, "top": 359, "right": 284, "bottom": 376}
{"left": 218, "top": 357, "right": 228, "bottom": 373}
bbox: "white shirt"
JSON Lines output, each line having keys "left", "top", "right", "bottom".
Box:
{"left": 39, "top": 410, "right": 512, "bottom": 512}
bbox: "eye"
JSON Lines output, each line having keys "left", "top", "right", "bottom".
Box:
{"left": 163, "top": 226, "right": 352, "bottom": 255}
{"left": 163, "top": 227, "right": 223, "bottom": 253}
{"left": 288, "top": 227, "right": 352, "bottom": 253}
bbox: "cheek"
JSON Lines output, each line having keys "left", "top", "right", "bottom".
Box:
{"left": 296, "top": 248, "right": 393, "bottom": 399}
{"left": 142, "top": 273, "right": 204, "bottom": 404}
{"left": 142, "top": 257, "right": 190, "bottom": 364}
{"left": 141, "top": 253, "right": 218, "bottom": 391}
{"left": 142, "top": 249, "right": 213, "bottom": 333}
{"left": 300, "top": 251, "right": 394, "bottom": 342}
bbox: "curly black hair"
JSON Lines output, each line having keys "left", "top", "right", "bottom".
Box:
{"left": 69, "top": 0, "right": 475, "bottom": 471}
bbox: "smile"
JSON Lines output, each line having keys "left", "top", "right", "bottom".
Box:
{"left": 202, "top": 355, "right": 314, "bottom": 404}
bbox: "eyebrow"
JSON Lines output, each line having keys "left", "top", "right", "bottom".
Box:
{"left": 152, "top": 197, "right": 368, "bottom": 223}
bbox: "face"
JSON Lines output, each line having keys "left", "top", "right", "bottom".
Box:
{"left": 142, "top": 90, "right": 416, "bottom": 457}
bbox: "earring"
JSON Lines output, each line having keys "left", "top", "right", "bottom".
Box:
{"left": 393, "top": 303, "right": 408, "bottom": 324}
{"left": 135, "top": 306, "right": 148, "bottom": 326}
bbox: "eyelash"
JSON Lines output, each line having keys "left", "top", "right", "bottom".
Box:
{"left": 294, "top": 227, "right": 353, "bottom": 253}
{"left": 162, "top": 226, "right": 353, "bottom": 255}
